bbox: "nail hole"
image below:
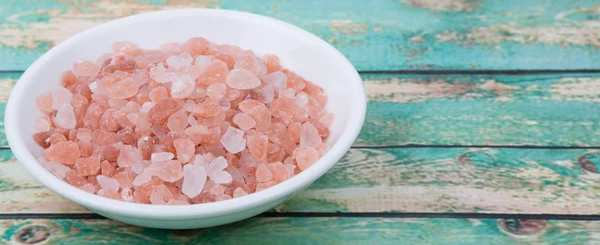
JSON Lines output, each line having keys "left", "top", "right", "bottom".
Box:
{"left": 498, "top": 219, "right": 548, "bottom": 236}
{"left": 578, "top": 152, "right": 600, "bottom": 173}
{"left": 15, "top": 225, "right": 49, "bottom": 244}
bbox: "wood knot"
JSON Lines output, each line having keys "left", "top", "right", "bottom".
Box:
{"left": 458, "top": 151, "right": 495, "bottom": 167}
{"left": 14, "top": 225, "right": 49, "bottom": 244}
{"left": 578, "top": 153, "right": 600, "bottom": 173}
{"left": 498, "top": 219, "right": 548, "bottom": 236}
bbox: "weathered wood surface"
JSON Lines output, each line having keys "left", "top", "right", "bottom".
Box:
{"left": 0, "top": 218, "right": 597, "bottom": 244}
{"left": 4, "top": 147, "right": 600, "bottom": 214}
{"left": 2, "top": 0, "right": 600, "bottom": 70}
{"left": 4, "top": 72, "right": 600, "bottom": 147}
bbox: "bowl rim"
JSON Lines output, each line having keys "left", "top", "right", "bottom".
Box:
{"left": 5, "top": 8, "right": 366, "bottom": 219}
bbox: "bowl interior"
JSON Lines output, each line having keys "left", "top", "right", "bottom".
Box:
{"left": 7, "top": 9, "right": 365, "bottom": 218}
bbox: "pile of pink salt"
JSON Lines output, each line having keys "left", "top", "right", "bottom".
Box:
{"left": 33, "top": 38, "right": 333, "bottom": 205}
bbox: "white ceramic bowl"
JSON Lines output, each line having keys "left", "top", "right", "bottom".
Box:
{"left": 5, "top": 9, "right": 366, "bottom": 229}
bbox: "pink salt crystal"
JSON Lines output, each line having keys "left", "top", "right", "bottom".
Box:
{"left": 36, "top": 118, "right": 51, "bottom": 132}
{"left": 36, "top": 94, "right": 54, "bottom": 112}
{"left": 170, "top": 75, "right": 195, "bottom": 99}
{"left": 255, "top": 163, "right": 273, "bottom": 182}
{"left": 255, "top": 181, "right": 276, "bottom": 192}
{"left": 184, "top": 100, "right": 197, "bottom": 112}
{"left": 148, "top": 98, "right": 181, "bottom": 124}
{"left": 197, "top": 60, "right": 229, "bottom": 85}
{"left": 319, "top": 113, "right": 334, "bottom": 127}
{"left": 264, "top": 71, "right": 287, "bottom": 90}
{"left": 121, "top": 188, "right": 134, "bottom": 202}
{"left": 55, "top": 104, "right": 77, "bottom": 129}
{"left": 187, "top": 114, "right": 199, "bottom": 126}
{"left": 109, "top": 77, "right": 138, "bottom": 99}
{"left": 50, "top": 87, "right": 73, "bottom": 110}
{"left": 149, "top": 87, "right": 169, "bottom": 103}
{"left": 117, "top": 145, "right": 141, "bottom": 167}
{"left": 226, "top": 69, "right": 261, "bottom": 90}
{"left": 166, "top": 53, "right": 193, "bottom": 69}
{"left": 49, "top": 133, "right": 67, "bottom": 145}
{"left": 207, "top": 156, "right": 232, "bottom": 184}
{"left": 101, "top": 160, "right": 115, "bottom": 177}
{"left": 206, "top": 83, "right": 227, "bottom": 98}
{"left": 247, "top": 134, "right": 268, "bottom": 160}
{"left": 215, "top": 194, "right": 232, "bottom": 201}
{"left": 268, "top": 162, "right": 289, "bottom": 183}
{"left": 108, "top": 99, "right": 127, "bottom": 109}
{"left": 98, "top": 189, "right": 121, "bottom": 200}
{"left": 263, "top": 54, "right": 282, "bottom": 73}
{"left": 149, "top": 63, "right": 172, "bottom": 83}
{"left": 133, "top": 171, "right": 154, "bottom": 186}
{"left": 97, "top": 175, "right": 119, "bottom": 191}
{"left": 232, "top": 187, "right": 248, "bottom": 198}
{"left": 99, "top": 109, "right": 119, "bottom": 132}
{"left": 220, "top": 127, "right": 246, "bottom": 154}
{"left": 229, "top": 166, "right": 245, "bottom": 184}
{"left": 112, "top": 41, "right": 140, "bottom": 53}
{"left": 150, "top": 191, "right": 166, "bottom": 205}
{"left": 73, "top": 60, "right": 100, "bottom": 77}
{"left": 210, "top": 185, "right": 225, "bottom": 196}
{"left": 270, "top": 97, "right": 297, "bottom": 120}
{"left": 300, "top": 122, "right": 322, "bottom": 147}
{"left": 195, "top": 55, "right": 212, "bottom": 67}
{"left": 232, "top": 113, "right": 256, "bottom": 131}
{"left": 284, "top": 163, "right": 296, "bottom": 178}
{"left": 45, "top": 161, "right": 71, "bottom": 179}
{"left": 44, "top": 141, "right": 80, "bottom": 165}
{"left": 113, "top": 172, "right": 134, "bottom": 189}
{"left": 140, "top": 102, "right": 155, "bottom": 113}
{"left": 255, "top": 85, "right": 274, "bottom": 104}
{"left": 157, "top": 160, "right": 184, "bottom": 182}
{"left": 294, "top": 146, "right": 319, "bottom": 170}
{"left": 268, "top": 123, "right": 296, "bottom": 155}
{"left": 151, "top": 152, "right": 174, "bottom": 163}
{"left": 79, "top": 183, "right": 96, "bottom": 194}
{"left": 234, "top": 54, "right": 261, "bottom": 75}
{"left": 296, "top": 92, "right": 309, "bottom": 106}
{"left": 173, "top": 138, "right": 195, "bottom": 163}
{"left": 167, "top": 109, "right": 188, "bottom": 133}
{"left": 167, "top": 200, "right": 189, "bottom": 205}
{"left": 182, "top": 164, "right": 207, "bottom": 198}
{"left": 74, "top": 156, "right": 101, "bottom": 176}
{"left": 194, "top": 97, "right": 223, "bottom": 118}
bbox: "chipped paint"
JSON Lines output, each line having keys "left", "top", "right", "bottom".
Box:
{"left": 0, "top": 79, "right": 15, "bottom": 103}
{"left": 330, "top": 20, "right": 368, "bottom": 35}
{"left": 365, "top": 78, "right": 515, "bottom": 103}
{"left": 400, "top": 0, "right": 480, "bottom": 12}
{"left": 0, "top": 0, "right": 217, "bottom": 48}
{"left": 551, "top": 78, "right": 600, "bottom": 102}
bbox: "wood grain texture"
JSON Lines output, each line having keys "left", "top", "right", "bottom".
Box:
{"left": 4, "top": 147, "right": 600, "bottom": 214}
{"left": 3, "top": 0, "right": 600, "bottom": 70}
{"left": 3, "top": 72, "right": 600, "bottom": 147}
{"left": 0, "top": 218, "right": 597, "bottom": 244}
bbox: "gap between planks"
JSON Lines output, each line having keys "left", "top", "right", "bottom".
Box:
{"left": 2, "top": 212, "right": 600, "bottom": 221}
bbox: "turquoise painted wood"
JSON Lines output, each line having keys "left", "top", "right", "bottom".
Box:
{"left": 2, "top": 0, "right": 600, "bottom": 70}
{"left": 1, "top": 218, "right": 597, "bottom": 244}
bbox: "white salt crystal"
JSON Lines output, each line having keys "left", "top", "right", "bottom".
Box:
{"left": 97, "top": 175, "right": 119, "bottom": 191}
{"left": 54, "top": 104, "right": 76, "bottom": 129}
{"left": 166, "top": 53, "right": 193, "bottom": 69}
{"left": 50, "top": 86, "right": 73, "bottom": 110}
{"left": 182, "top": 164, "right": 207, "bottom": 198}
{"left": 220, "top": 127, "right": 246, "bottom": 154}
{"left": 151, "top": 152, "right": 174, "bottom": 163}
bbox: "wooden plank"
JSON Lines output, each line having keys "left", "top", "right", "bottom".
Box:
{"left": 0, "top": 218, "right": 596, "bottom": 244}
{"left": 4, "top": 72, "right": 600, "bottom": 147}
{"left": 2, "top": 0, "right": 600, "bottom": 70}
{"left": 4, "top": 147, "right": 600, "bottom": 215}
